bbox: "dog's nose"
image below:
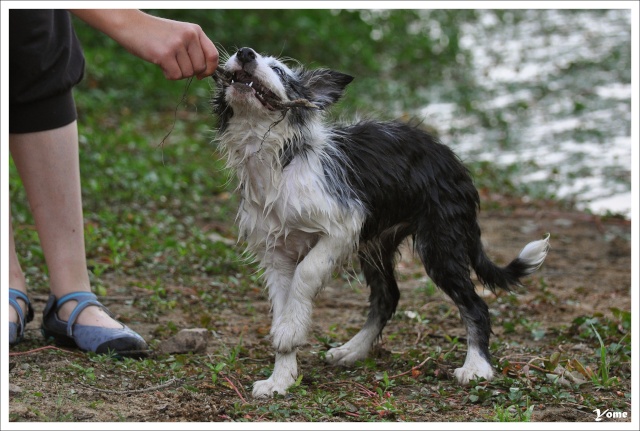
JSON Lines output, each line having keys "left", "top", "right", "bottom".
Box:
{"left": 237, "top": 47, "right": 257, "bottom": 65}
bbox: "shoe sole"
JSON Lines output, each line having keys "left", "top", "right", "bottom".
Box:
{"left": 41, "top": 328, "right": 150, "bottom": 359}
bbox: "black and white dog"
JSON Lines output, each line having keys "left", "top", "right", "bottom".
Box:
{"left": 211, "top": 47, "right": 550, "bottom": 398}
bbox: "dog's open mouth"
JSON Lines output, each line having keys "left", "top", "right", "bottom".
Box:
{"left": 214, "top": 68, "right": 319, "bottom": 111}
{"left": 228, "top": 70, "right": 281, "bottom": 111}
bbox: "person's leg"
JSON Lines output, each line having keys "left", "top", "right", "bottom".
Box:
{"left": 9, "top": 218, "right": 29, "bottom": 325}
{"left": 9, "top": 121, "right": 120, "bottom": 328}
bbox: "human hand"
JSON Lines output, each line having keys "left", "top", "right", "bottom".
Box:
{"left": 71, "top": 9, "right": 219, "bottom": 80}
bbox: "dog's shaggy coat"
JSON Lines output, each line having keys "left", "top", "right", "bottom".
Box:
{"left": 212, "top": 47, "right": 550, "bottom": 398}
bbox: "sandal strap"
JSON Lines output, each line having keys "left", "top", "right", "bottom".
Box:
{"left": 9, "top": 288, "right": 34, "bottom": 338}
{"left": 55, "top": 292, "right": 114, "bottom": 338}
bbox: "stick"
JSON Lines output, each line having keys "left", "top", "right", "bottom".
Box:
{"left": 220, "top": 372, "right": 247, "bottom": 404}
{"left": 389, "top": 357, "right": 434, "bottom": 380}
{"left": 212, "top": 68, "right": 319, "bottom": 110}
{"left": 78, "top": 378, "right": 182, "bottom": 395}
{"left": 9, "top": 345, "right": 84, "bottom": 358}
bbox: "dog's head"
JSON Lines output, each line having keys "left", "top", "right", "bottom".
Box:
{"left": 212, "top": 47, "right": 354, "bottom": 129}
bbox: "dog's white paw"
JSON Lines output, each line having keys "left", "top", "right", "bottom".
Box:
{"left": 252, "top": 376, "right": 294, "bottom": 398}
{"left": 325, "top": 345, "right": 367, "bottom": 366}
{"left": 454, "top": 364, "right": 494, "bottom": 385}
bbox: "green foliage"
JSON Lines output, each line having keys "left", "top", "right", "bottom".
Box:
{"left": 72, "top": 9, "right": 479, "bottom": 116}
{"left": 492, "top": 400, "right": 535, "bottom": 422}
{"left": 588, "top": 323, "right": 624, "bottom": 388}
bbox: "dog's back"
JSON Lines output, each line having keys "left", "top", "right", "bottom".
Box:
{"left": 332, "top": 120, "right": 479, "bottom": 240}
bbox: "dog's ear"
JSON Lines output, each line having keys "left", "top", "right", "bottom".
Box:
{"left": 300, "top": 69, "right": 354, "bottom": 109}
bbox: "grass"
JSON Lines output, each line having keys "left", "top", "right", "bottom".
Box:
{"left": 493, "top": 404, "right": 535, "bottom": 422}
{"left": 9, "top": 280, "right": 631, "bottom": 421}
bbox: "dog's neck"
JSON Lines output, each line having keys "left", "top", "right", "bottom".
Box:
{"left": 219, "top": 114, "right": 328, "bottom": 206}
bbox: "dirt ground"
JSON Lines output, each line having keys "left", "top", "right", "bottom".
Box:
{"left": 7, "top": 205, "right": 633, "bottom": 424}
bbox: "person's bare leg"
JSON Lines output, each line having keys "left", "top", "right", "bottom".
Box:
{"left": 9, "top": 121, "right": 120, "bottom": 328}
{"left": 9, "top": 218, "right": 29, "bottom": 324}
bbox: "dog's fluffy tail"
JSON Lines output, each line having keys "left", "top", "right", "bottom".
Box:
{"left": 473, "top": 234, "right": 550, "bottom": 292}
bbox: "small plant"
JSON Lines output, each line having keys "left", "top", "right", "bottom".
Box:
{"left": 492, "top": 400, "right": 535, "bottom": 422}
{"left": 207, "top": 362, "right": 226, "bottom": 385}
{"left": 375, "top": 371, "right": 396, "bottom": 394}
{"left": 589, "top": 323, "right": 620, "bottom": 388}
{"left": 67, "top": 362, "right": 96, "bottom": 383}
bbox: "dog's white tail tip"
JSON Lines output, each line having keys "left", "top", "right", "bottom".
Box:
{"left": 518, "top": 233, "right": 550, "bottom": 272}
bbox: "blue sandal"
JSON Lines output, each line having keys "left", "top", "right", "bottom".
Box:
{"left": 41, "top": 292, "right": 149, "bottom": 358}
{"left": 9, "top": 288, "right": 34, "bottom": 346}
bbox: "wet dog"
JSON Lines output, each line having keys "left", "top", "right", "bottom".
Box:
{"left": 211, "top": 47, "right": 550, "bottom": 398}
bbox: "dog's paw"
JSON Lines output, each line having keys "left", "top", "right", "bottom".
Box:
{"left": 325, "top": 345, "right": 367, "bottom": 366}
{"left": 252, "top": 377, "right": 293, "bottom": 398}
{"left": 453, "top": 365, "right": 494, "bottom": 385}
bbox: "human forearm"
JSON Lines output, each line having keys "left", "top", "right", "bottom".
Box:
{"left": 69, "top": 9, "right": 218, "bottom": 80}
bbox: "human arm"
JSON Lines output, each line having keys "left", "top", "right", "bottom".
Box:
{"left": 69, "top": 9, "right": 218, "bottom": 80}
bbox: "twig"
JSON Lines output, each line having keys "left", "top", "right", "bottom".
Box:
{"left": 505, "top": 361, "right": 550, "bottom": 375}
{"left": 211, "top": 67, "right": 232, "bottom": 85}
{"left": 319, "top": 380, "right": 378, "bottom": 397}
{"left": 354, "top": 382, "right": 377, "bottom": 397}
{"left": 436, "top": 342, "right": 459, "bottom": 360}
{"left": 413, "top": 327, "right": 423, "bottom": 345}
{"left": 9, "top": 345, "right": 84, "bottom": 358}
{"left": 79, "top": 378, "right": 182, "bottom": 395}
{"left": 158, "top": 76, "right": 195, "bottom": 161}
{"left": 272, "top": 98, "right": 319, "bottom": 110}
{"left": 389, "top": 356, "right": 434, "bottom": 380}
{"left": 212, "top": 67, "right": 319, "bottom": 110}
{"left": 498, "top": 352, "right": 545, "bottom": 360}
{"left": 220, "top": 372, "right": 247, "bottom": 404}
{"left": 561, "top": 401, "right": 597, "bottom": 411}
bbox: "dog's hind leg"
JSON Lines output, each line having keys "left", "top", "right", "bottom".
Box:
{"left": 416, "top": 226, "right": 495, "bottom": 385}
{"left": 326, "top": 240, "right": 401, "bottom": 366}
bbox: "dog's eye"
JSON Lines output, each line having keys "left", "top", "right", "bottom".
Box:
{"left": 271, "top": 66, "right": 286, "bottom": 77}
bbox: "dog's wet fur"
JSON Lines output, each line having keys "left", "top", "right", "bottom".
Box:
{"left": 211, "top": 47, "right": 550, "bottom": 398}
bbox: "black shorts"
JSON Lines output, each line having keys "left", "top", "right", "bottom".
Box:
{"left": 9, "top": 10, "right": 85, "bottom": 134}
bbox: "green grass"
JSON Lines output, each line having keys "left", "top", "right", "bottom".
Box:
{"left": 13, "top": 305, "right": 628, "bottom": 422}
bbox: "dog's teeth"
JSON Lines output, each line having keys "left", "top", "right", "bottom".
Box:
{"left": 249, "top": 82, "right": 254, "bottom": 87}
{"left": 231, "top": 79, "right": 235, "bottom": 84}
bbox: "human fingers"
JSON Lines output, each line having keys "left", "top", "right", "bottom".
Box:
{"left": 171, "top": 24, "right": 216, "bottom": 80}
{"left": 185, "top": 35, "right": 207, "bottom": 77}
{"left": 196, "top": 33, "right": 219, "bottom": 79}
{"left": 175, "top": 47, "right": 195, "bottom": 79}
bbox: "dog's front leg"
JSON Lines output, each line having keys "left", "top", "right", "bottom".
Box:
{"left": 253, "top": 250, "right": 297, "bottom": 398}
{"left": 252, "top": 351, "right": 298, "bottom": 398}
{"left": 271, "top": 235, "right": 345, "bottom": 352}
{"left": 253, "top": 236, "right": 346, "bottom": 398}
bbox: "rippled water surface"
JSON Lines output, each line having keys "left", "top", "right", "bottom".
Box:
{"left": 418, "top": 9, "right": 632, "bottom": 215}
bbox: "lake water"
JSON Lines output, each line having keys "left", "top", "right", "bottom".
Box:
{"left": 418, "top": 9, "right": 632, "bottom": 216}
